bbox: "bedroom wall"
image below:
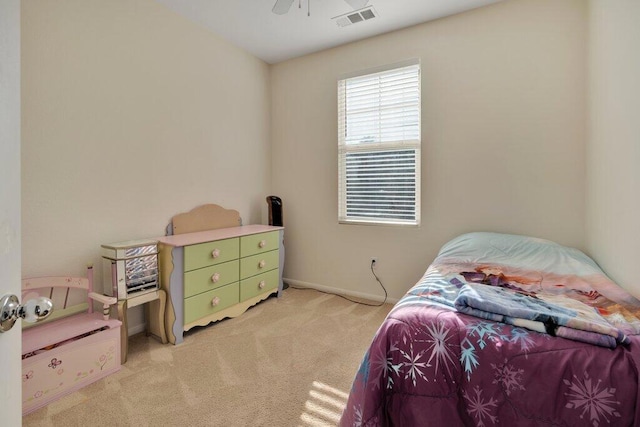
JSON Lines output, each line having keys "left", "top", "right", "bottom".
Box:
{"left": 21, "top": 1, "right": 271, "bottom": 331}
{"left": 271, "top": 0, "right": 588, "bottom": 301}
{"left": 586, "top": 1, "right": 640, "bottom": 298}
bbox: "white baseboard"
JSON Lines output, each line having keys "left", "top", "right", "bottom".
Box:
{"left": 127, "top": 278, "right": 398, "bottom": 337}
{"left": 284, "top": 278, "right": 399, "bottom": 305}
{"left": 126, "top": 304, "right": 147, "bottom": 337}
{"left": 128, "top": 323, "right": 146, "bottom": 336}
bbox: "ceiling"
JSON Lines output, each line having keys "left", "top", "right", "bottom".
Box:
{"left": 155, "top": 0, "right": 503, "bottom": 64}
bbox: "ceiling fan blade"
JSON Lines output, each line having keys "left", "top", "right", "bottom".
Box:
{"left": 344, "top": 0, "right": 369, "bottom": 9}
{"left": 272, "top": 0, "right": 295, "bottom": 15}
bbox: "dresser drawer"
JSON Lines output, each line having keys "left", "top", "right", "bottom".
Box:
{"left": 184, "top": 238, "right": 239, "bottom": 271}
{"left": 184, "top": 282, "right": 240, "bottom": 324}
{"left": 240, "top": 250, "right": 279, "bottom": 279}
{"left": 184, "top": 260, "right": 239, "bottom": 298}
{"left": 240, "top": 231, "right": 280, "bottom": 258}
{"left": 240, "top": 269, "right": 279, "bottom": 302}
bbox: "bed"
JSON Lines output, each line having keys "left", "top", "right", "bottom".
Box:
{"left": 340, "top": 232, "right": 640, "bottom": 426}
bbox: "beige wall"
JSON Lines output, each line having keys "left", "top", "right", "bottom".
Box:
{"left": 586, "top": 0, "right": 640, "bottom": 297}
{"left": 271, "top": 0, "right": 588, "bottom": 301}
{"left": 21, "top": 0, "right": 271, "bottom": 329}
{"left": 23, "top": 0, "right": 634, "bottom": 326}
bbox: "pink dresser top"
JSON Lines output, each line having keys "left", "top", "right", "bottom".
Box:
{"left": 156, "top": 224, "right": 283, "bottom": 248}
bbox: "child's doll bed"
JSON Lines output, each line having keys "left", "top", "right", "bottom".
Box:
{"left": 340, "top": 232, "right": 640, "bottom": 426}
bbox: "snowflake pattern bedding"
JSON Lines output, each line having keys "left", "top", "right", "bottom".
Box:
{"left": 340, "top": 232, "right": 640, "bottom": 427}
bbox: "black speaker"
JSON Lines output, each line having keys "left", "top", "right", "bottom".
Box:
{"left": 266, "top": 195, "right": 283, "bottom": 227}
{"left": 266, "top": 196, "right": 287, "bottom": 290}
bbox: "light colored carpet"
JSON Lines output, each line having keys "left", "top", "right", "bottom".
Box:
{"left": 23, "top": 288, "right": 392, "bottom": 427}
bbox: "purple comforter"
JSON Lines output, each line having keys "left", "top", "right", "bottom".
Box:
{"left": 340, "top": 233, "right": 640, "bottom": 426}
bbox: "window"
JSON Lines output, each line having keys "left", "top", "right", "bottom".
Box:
{"left": 338, "top": 60, "right": 421, "bottom": 226}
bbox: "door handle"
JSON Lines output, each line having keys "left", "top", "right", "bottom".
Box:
{"left": 0, "top": 294, "right": 54, "bottom": 332}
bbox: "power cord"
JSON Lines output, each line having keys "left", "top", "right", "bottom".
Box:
{"left": 288, "top": 260, "right": 388, "bottom": 307}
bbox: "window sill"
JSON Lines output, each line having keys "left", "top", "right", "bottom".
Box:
{"left": 338, "top": 219, "right": 420, "bottom": 227}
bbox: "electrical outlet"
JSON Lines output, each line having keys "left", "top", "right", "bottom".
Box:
{"left": 370, "top": 257, "right": 377, "bottom": 266}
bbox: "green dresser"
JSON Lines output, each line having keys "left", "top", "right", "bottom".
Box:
{"left": 157, "top": 225, "right": 284, "bottom": 345}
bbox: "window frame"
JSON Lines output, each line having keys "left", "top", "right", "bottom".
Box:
{"left": 337, "top": 59, "right": 422, "bottom": 227}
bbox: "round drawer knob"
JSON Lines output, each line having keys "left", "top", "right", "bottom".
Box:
{"left": 211, "top": 273, "right": 220, "bottom": 283}
{"left": 258, "top": 260, "right": 266, "bottom": 269}
{"left": 258, "top": 280, "right": 265, "bottom": 289}
{"left": 211, "top": 296, "right": 220, "bottom": 307}
{"left": 258, "top": 240, "right": 267, "bottom": 248}
{"left": 211, "top": 249, "right": 220, "bottom": 259}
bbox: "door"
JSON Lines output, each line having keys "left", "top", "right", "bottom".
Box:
{"left": 0, "top": 0, "right": 23, "bottom": 424}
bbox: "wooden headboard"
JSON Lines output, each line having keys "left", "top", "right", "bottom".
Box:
{"left": 167, "top": 204, "right": 241, "bottom": 235}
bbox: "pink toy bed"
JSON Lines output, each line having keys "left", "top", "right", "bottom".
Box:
{"left": 340, "top": 232, "right": 640, "bottom": 426}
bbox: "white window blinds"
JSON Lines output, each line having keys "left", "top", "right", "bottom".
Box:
{"left": 338, "top": 61, "right": 421, "bottom": 225}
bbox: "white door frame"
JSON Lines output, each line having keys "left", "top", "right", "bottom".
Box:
{"left": 0, "top": 0, "right": 23, "bottom": 424}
